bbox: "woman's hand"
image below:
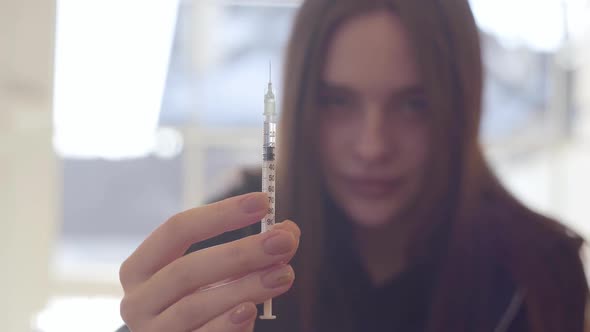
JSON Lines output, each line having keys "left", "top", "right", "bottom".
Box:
{"left": 119, "top": 192, "right": 300, "bottom": 332}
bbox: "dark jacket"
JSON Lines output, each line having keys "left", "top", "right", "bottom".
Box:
{"left": 118, "top": 168, "right": 586, "bottom": 332}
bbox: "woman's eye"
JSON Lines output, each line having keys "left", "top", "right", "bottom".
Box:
{"left": 318, "top": 95, "right": 353, "bottom": 108}
{"left": 400, "top": 96, "right": 428, "bottom": 114}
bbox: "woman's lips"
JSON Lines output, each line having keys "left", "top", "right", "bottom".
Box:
{"left": 343, "top": 176, "right": 404, "bottom": 198}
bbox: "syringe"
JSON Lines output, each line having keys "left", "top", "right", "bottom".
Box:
{"left": 260, "top": 62, "right": 277, "bottom": 320}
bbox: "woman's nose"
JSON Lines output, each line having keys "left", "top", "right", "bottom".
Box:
{"left": 354, "top": 106, "right": 390, "bottom": 163}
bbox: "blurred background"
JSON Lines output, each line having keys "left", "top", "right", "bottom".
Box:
{"left": 0, "top": 0, "right": 589, "bottom": 331}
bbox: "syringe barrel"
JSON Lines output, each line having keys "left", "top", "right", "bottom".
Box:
{"left": 263, "top": 119, "right": 276, "bottom": 148}
{"left": 263, "top": 146, "right": 275, "bottom": 161}
{"left": 264, "top": 100, "right": 276, "bottom": 116}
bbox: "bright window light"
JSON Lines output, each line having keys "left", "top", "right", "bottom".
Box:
{"left": 53, "top": 0, "right": 180, "bottom": 159}
{"left": 469, "top": 0, "right": 588, "bottom": 52}
{"left": 34, "top": 296, "right": 123, "bottom": 332}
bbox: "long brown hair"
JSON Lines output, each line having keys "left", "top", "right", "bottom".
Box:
{"left": 277, "top": 0, "right": 588, "bottom": 331}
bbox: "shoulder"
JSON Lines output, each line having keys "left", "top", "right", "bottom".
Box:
{"left": 476, "top": 187, "right": 583, "bottom": 261}
{"left": 477, "top": 189, "right": 588, "bottom": 330}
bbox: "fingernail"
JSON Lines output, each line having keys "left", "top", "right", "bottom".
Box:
{"left": 274, "top": 220, "right": 301, "bottom": 239}
{"left": 261, "top": 265, "right": 294, "bottom": 289}
{"left": 240, "top": 193, "right": 267, "bottom": 214}
{"left": 263, "top": 231, "right": 295, "bottom": 255}
{"left": 230, "top": 303, "right": 256, "bottom": 325}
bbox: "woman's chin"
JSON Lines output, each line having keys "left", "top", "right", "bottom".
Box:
{"left": 329, "top": 181, "right": 412, "bottom": 229}
{"left": 343, "top": 204, "right": 403, "bottom": 229}
{"left": 349, "top": 216, "right": 395, "bottom": 228}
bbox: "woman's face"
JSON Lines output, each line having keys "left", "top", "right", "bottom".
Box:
{"left": 318, "top": 10, "right": 431, "bottom": 228}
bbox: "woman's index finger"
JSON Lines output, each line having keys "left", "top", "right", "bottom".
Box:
{"left": 120, "top": 192, "right": 269, "bottom": 289}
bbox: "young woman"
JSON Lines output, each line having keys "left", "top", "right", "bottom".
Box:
{"left": 118, "top": 0, "right": 588, "bottom": 331}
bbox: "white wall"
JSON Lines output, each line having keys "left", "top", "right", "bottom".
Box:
{"left": 577, "top": 31, "right": 590, "bottom": 140}
{"left": 0, "top": 0, "right": 58, "bottom": 331}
